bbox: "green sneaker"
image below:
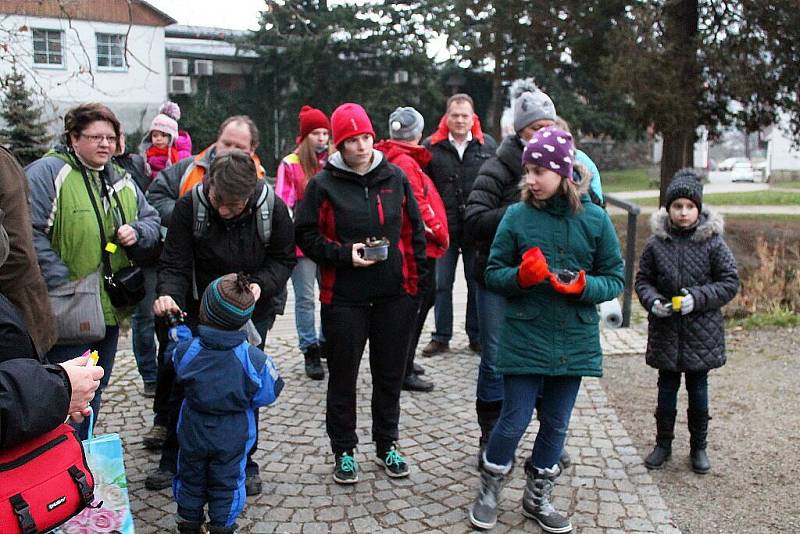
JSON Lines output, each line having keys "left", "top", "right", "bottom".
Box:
{"left": 333, "top": 450, "right": 359, "bottom": 484}
{"left": 376, "top": 444, "right": 410, "bottom": 478}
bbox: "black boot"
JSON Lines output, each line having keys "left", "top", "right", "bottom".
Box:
{"left": 176, "top": 517, "right": 203, "bottom": 534}
{"left": 304, "top": 344, "right": 324, "bottom": 380}
{"left": 644, "top": 409, "right": 677, "bottom": 470}
{"left": 476, "top": 399, "right": 503, "bottom": 469}
{"left": 687, "top": 408, "right": 711, "bottom": 474}
{"left": 208, "top": 525, "right": 237, "bottom": 534}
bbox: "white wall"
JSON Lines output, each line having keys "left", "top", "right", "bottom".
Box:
{"left": 0, "top": 14, "right": 167, "bottom": 135}
{"left": 766, "top": 112, "right": 800, "bottom": 173}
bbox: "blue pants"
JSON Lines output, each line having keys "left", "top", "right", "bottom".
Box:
{"left": 433, "top": 238, "right": 479, "bottom": 344}
{"left": 657, "top": 369, "right": 709, "bottom": 412}
{"left": 131, "top": 266, "right": 158, "bottom": 384}
{"left": 475, "top": 285, "right": 505, "bottom": 402}
{"left": 485, "top": 374, "right": 582, "bottom": 469}
{"left": 45, "top": 326, "right": 120, "bottom": 440}
{"left": 290, "top": 256, "right": 324, "bottom": 353}
{"left": 174, "top": 407, "right": 255, "bottom": 528}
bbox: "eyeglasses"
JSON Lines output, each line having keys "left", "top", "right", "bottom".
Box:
{"left": 81, "top": 133, "right": 118, "bottom": 145}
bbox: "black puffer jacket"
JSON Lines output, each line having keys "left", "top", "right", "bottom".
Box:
{"left": 464, "top": 135, "right": 524, "bottom": 286}
{"left": 635, "top": 208, "right": 739, "bottom": 372}
{"left": 423, "top": 132, "right": 496, "bottom": 236}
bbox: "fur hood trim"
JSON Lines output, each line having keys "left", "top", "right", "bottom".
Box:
{"left": 650, "top": 206, "right": 725, "bottom": 241}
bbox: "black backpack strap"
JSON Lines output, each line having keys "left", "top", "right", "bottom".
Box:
{"left": 254, "top": 181, "right": 275, "bottom": 248}
{"left": 10, "top": 494, "right": 36, "bottom": 534}
{"left": 191, "top": 183, "right": 209, "bottom": 240}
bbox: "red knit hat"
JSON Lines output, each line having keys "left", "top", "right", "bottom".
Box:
{"left": 297, "top": 105, "right": 330, "bottom": 144}
{"left": 331, "top": 103, "right": 375, "bottom": 148}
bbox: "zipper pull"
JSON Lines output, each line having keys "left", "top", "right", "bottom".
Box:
{"left": 364, "top": 186, "right": 369, "bottom": 200}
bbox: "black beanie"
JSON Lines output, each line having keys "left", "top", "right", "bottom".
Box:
{"left": 665, "top": 169, "right": 703, "bottom": 212}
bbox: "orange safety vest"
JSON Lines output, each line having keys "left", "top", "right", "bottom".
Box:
{"left": 177, "top": 146, "right": 267, "bottom": 198}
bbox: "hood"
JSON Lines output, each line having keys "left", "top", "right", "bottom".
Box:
{"left": 429, "top": 113, "right": 486, "bottom": 145}
{"left": 497, "top": 134, "right": 524, "bottom": 171}
{"left": 198, "top": 324, "right": 247, "bottom": 350}
{"left": 650, "top": 206, "right": 725, "bottom": 242}
{"left": 374, "top": 139, "right": 432, "bottom": 167}
{"left": 329, "top": 149, "right": 384, "bottom": 176}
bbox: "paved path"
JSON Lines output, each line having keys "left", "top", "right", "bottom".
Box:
{"left": 96, "top": 271, "right": 683, "bottom": 533}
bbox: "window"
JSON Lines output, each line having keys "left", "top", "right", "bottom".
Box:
{"left": 169, "top": 58, "right": 189, "bottom": 75}
{"left": 96, "top": 33, "right": 126, "bottom": 69}
{"left": 32, "top": 28, "right": 64, "bottom": 66}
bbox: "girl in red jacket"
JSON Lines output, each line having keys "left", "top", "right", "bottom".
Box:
{"left": 375, "top": 107, "right": 448, "bottom": 392}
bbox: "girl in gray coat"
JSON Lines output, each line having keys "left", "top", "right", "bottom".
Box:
{"left": 635, "top": 169, "right": 739, "bottom": 474}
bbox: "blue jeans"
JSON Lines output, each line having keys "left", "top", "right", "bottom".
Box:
{"left": 485, "top": 374, "right": 582, "bottom": 469}
{"left": 131, "top": 266, "right": 158, "bottom": 384}
{"left": 290, "top": 256, "right": 323, "bottom": 352}
{"left": 475, "top": 285, "right": 505, "bottom": 402}
{"left": 46, "top": 326, "right": 121, "bottom": 440}
{"left": 433, "top": 240, "right": 479, "bottom": 344}
{"left": 657, "top": 370, "right": 709, "bottom": 412}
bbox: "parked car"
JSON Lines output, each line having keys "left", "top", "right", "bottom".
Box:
{"left": 730, "top": 161, "right": 757, "bottom": 182}
{"left": 719, "top": 157, "right": 750, "bottom": 171}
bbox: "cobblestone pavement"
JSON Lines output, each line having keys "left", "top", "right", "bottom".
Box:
{"left": 98, "top": 318, "right": 680, "bottom": 533}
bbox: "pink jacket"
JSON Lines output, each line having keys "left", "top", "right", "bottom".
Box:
{"left": 175, "top": 130, "right": 193, "bottom": 160}
{"left": 276, "top": 150, "right": 328, "bottom": 257}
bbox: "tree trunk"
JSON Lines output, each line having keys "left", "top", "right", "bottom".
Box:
{"left": 659, "top": 129, "right": 695, "bottom": 205}
{"left": 485, "top": 45, "right": 503, "bottom": 140}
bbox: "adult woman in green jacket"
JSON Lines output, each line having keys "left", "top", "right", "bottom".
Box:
{"left": 469, "top": 127, "right": 623, "bottom": 533}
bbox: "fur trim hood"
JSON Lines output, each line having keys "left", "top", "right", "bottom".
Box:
{"left": 650, "top": 206, "right": 724, "bottom": 242}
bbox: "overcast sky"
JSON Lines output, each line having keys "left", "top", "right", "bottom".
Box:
{"left": 147, "top": 0, "right": 266, "bottom": 30}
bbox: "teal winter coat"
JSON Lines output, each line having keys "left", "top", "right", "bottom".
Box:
{"left": 485, "top": 194, "right": 624, "bottom": 377}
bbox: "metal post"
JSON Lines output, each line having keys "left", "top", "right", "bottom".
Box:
{"left": 604, "top": 194, "right": 641, "bottom": 328}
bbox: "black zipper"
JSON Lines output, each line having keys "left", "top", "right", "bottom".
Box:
{"left": 0, "top": 434, "right": 68, "bottom": 471}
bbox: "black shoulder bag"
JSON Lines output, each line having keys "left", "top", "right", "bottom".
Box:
{"left": 78, "top": 161, "right": 145, "bottom": 308}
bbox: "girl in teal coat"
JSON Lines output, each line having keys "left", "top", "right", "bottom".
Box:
{"left": 470, "top": 127, "right": 624, "bottom": 533}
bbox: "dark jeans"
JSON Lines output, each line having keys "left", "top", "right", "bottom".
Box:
{"left": 157, "top": 314, "right": 275, "bottom": 475}
{"left": 131, "top": 266, "right": 158, "bottom": 384}
{"left": 46, "top": 326, "right": 121, "bottom": 440}
{"left": 405, "top": 259, "right": 436, "bottom": 379}
{"left": 485, "top": 374, "right": 582, "bottom": 469}
{"left": 657, "top": 369, "right": 709, "bottom": 412}
{"left": 475, "top": 285, "right": 506, "bottom": 402}
{"left": 323, "top": 295, "right": 417, "bottom": 454}
{"left": 433, "top": 233, "right": 479, "bottom": 344}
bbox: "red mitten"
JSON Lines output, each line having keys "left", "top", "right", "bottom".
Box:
{"left": 548, "top": 270, "right": 587, "bottom": 295}
{"left": 517, "top": 247, "right": 550, "bottom": 288}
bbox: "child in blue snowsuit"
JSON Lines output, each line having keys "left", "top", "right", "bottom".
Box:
{"left": 170, "top": 273, "right": 284, "bottom": 534}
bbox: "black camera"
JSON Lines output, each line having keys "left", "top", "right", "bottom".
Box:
{"left": 166, "top": 311, "right": 185, "bottom": 327}
{"left": 554, "top": 269, "right": 579, "bottom": 284}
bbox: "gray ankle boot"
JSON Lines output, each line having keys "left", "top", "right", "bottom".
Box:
{"left": 469, "top": 453, "right": 511, "bottom": 530}
{"left": 522, "top": 464, "right": 572, "bottom": 533}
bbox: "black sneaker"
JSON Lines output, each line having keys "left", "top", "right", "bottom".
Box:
{"left": 376, "top": 444, "right": 410, "bottom": 478}
{"left": 333, "top": 450, "right": 359, "bottom": 484}
{"left": 143, "top": 424, "right": 168, "bottom": 450}
{"left": 304, "top": 345, "right": 324, "bottom": 380}
{"left": 143, "top": 382, "right": 157, "bottom": 398}
{"left": 402, "top": 373, "right": 434, "bottom": 392}
{"left": 245, "top": 473, "right": 263, "bottom": 496}
{"left": 144, "top": 467, "right": 174, "bottom": 490}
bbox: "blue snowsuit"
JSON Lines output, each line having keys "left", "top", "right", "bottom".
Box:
{"left": 171, "top": 325, "right": 283, "bottom": 528}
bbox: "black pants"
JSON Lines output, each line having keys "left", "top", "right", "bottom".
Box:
{"left": 157, "top": 314, "right": 275, "bottom": 475}
{"left": 405, "top": 259, "right": 436, "bottom": 379}
{"left": 323, "top": 295, "right": 417, "bottom": 454}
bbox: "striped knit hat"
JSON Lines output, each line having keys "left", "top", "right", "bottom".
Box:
{"left": 199, "top": 273, "right": 255, "bottom": 330}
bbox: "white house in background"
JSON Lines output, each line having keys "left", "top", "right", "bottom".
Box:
{"left": 764, "top": 111, "right": 800, "bottom": 181}
{"left": 0, "top": 0, "right": 175, "bottom": 135}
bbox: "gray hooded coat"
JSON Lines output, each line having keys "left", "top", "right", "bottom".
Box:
{"left": 635, "top": 208, "right": 739, "bottom": 372}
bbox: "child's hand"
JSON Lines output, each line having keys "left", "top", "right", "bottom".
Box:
{"left": 651, "top": 299, "right": 673, "bottom": 318}
{"left": 680, "top": 289, "right": 695, "bottom": 315}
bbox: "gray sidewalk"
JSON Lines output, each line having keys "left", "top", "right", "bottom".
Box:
{"left": 102, "top": 318, "right": 680, "bottom": 533}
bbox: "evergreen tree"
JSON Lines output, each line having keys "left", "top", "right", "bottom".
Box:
{"left": 0, "top": 65, "right": 52, "bottom": 166}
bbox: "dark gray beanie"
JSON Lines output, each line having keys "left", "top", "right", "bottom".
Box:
{"left": 665, "top": 168, "right": 703, "bottom": 212}
{"left": 513, "top": 90, "right": 557, "bottom": 132}
{"left": 388, "top": 107, "right": 424, "bottom": 141}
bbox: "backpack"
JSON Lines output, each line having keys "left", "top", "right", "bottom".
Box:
{"left": 191, "top": 181, "right": 275, "bottom": 246}
{"left": 0, "top": 424, "right": 95, "bottom": 534}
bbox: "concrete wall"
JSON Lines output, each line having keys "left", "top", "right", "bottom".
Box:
{"left": 766, "top": 112, "right": 800, "bottom": 177}
{"left": 0, "top": 14, "right": 167, "bottom": 135}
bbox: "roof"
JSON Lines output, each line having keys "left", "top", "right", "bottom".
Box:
{"left": 0, "top": 0, "right": 177, "bottom": 27}
{"left": 165, "top": 24, "right": 252, "bottom": 41}
{"left": 166, "top": 38, "right": 259, "bottom": 61}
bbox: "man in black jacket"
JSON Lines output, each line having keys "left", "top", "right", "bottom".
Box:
{"left": 145, "top": 150, "right": 295, "bottom": 496}
{"left": 421, "top": 94, "right": 496, "bottom": 356}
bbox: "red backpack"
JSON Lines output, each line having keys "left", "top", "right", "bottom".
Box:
{"left": 0, "top": 423, "right": 95, "bottom": 534}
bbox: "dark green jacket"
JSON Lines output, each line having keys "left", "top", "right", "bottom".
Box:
{"left": 485, "top": 194, "right": 624, "bottom": 377}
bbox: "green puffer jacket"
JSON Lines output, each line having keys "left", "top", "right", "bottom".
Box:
{"left": 27, "top": 149, "right": 161, "bottom": 325}
{"left": 485, "top": 194, "right": 624, "bottom": 377}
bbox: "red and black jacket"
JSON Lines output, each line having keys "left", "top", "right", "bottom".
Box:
{"left": 294, "top": 153, "right": 428, "bottom": 306}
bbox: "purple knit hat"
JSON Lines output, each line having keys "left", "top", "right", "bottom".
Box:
{"left": 521, "top": 126, "right": 575, "bottom": 179}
